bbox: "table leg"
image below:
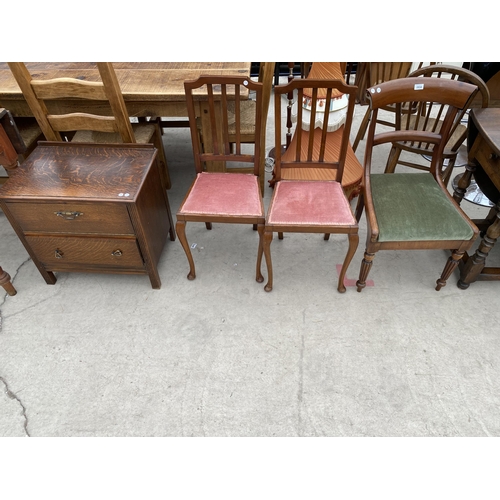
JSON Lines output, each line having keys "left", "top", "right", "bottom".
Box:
{"left": 458, "top": 202, "right": 500, "bottom": 289}
{"left": 453, "top": 160, "right": 476, "bottom": 205}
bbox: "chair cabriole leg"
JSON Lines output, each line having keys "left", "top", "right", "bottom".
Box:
{"left": 176, "top": 220, "right": 196, "bottom": 280}
{"left": 263, "top": 230, "right": 273, "bottom": 292}
{"left": 256, "top": 223, "right": 265, "bottom": 283}
{"left": 337, "top": 232, "right": 359, "bottom": 293}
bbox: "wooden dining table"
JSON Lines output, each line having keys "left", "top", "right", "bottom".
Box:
{"left": 0, "top": 62, "right": 252, "bottom": 118}
{"left": 0, "top": 62, "right": 253, "bottom": 174}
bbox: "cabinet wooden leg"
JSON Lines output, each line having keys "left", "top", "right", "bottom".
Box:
{"left": 0, "top": 266, "right": 16, "bottom": 296}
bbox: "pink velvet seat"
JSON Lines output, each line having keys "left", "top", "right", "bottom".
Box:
{"left": 262, "top": 78, "right": 360, "bottom": 293}
{"left": 267, "top": 180, "right": 356, "bottom": 226}
{"left": 176, "top": 75, "right": 269, "bottom": 284}
{"left": 179, "top": 173, "right": 263, "bottom": 217}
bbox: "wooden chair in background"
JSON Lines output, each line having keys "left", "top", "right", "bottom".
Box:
{"left": 352, "top": 62, "right": 418, "bottom": 152}
{"left": 7, "top": 62, "right": 171, "bottom": 189}
{"left": 383, "top": 64, "right": 490, "bottom": 186}
{"left": 0, "top": 108, "right": 20, "bottom": 296}
{"left": 176, "top": 75, "right": 268, "bottom": 284}
{"left": 355, "top": 77, "right": 480, "bottom": 292}
{"left": 0, "top": 107, "right": 43, "bottom": 184}
{"left": 262, "top": 78, "right": 359, "bottom": 293}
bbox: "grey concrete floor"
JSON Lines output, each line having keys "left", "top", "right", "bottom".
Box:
{"left": 1, "top": 91, "right": 500, "bottom": 440}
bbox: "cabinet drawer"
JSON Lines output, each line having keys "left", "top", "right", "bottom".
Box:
{"left": 5, "top": 202, "right": 134, "bottom": 235}
{"left": 25, "top": 235, "right": 144, "bottom": 269}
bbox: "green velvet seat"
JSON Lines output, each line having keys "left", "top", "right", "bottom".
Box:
{"left": 371, "top": 173, "right": 475, "bottom": 242}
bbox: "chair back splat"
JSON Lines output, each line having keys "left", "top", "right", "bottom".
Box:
{"left": 355, "top": 77, "right": 480, "bottom": 292}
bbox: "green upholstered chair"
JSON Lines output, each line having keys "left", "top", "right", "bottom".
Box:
{"left": 355, "top": 76, "right": 480, "bottom": 292}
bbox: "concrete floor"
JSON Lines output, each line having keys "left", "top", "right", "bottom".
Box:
{"left": 1, "top": 88, "right": 500, "bottom": 440}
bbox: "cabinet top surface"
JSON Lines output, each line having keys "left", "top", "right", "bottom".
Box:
{"left": 0, "top": 142, "right": 157, "bottom": 201}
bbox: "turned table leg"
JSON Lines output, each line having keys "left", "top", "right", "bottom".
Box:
{"left": 458, "top": 202, "right": 500, "bottom": 289}
{"left": 453, "top": 160, "right": 476, "bottom": 205}
{"left": 0, "top": 266, "right": 16, "bottom": 296}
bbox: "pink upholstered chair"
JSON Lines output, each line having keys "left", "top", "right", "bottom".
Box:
{"left": 262, "top": 79, "right": 359, "bottom": 293}
{"left": 176, "top": 75, "right": 268, "bottom": 283}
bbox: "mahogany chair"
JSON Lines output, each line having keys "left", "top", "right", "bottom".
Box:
{"left": 383, "top": 64, "right": 490, "bottom": 186}
{"left": 7, "top": 62, "right": 171, "bottom": 189}
{"left": 0, "top": 107, "right": 43, "bottom": 184}
{"left": 355, "top": 77, "right": 480, "bottom": 292}
{"left": 262, "top": 79, "right": 359, "bottom": 293}
{"left": 352, "top": 62, "right": 419, "bottom": 152}
{"left": 176, "top": 75, "right": 267, "bottom": 283}
{"left": 0, "top": 109, "right": 21, "bottom": 296}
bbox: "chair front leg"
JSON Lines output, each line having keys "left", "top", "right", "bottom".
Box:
{"left": 176, "top": 220, "right": 196, "bottom": 280}
{"left": 356, "top": 250, "right": 375, "bottom": 292}
{"left": 436, "top": 250, "right": 464, "bottom": 291}
{"left": 263, "top": 230, "right": 274, "bottom": 292}
{"left": 337, "top": 232, "right": 359, "bottom": 293}
{"left": 256, "top": 223, "right": 265, "bottom": 283}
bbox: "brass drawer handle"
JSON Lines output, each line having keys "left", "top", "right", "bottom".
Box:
{"left": 111, "top": 250, "right": 123, "bottom": 257}
{"left": 54, "top": 249, "right": 64, "bottom": 259}
{"left": 54, "top": 211, "right": 83, "bottom": 220}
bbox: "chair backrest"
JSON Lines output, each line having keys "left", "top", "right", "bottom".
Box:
{"left": 395, "top": 64, "right": 489, "bottom": 155}
{"left": 7, "top": 62, "right": 135, "bottom": 143}
{"left": 356, "top": 62, "right": 415, "bottom": 105}
{"left": 273, "top": 78, "right": 357, "bottom": 183}
{"left": 363, "top": 77, "right": 479, "bottom": 181}
{"left": 184, "top": 75, "right": 264, "bottom": 176}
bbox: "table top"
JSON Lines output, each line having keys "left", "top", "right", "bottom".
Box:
{"left": 0, "top": 62, "right": 252, "bottom": 117}
{"left": 471, "top": 108, "right": 500, "bottom": 156}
